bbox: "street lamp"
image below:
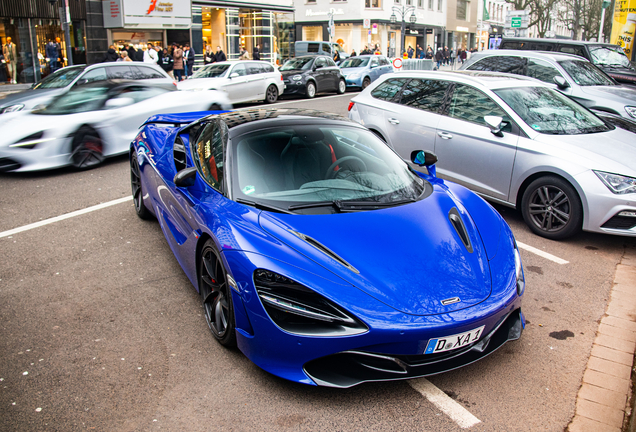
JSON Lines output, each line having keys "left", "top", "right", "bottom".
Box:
{"left": 391, "top": 5, "right": 417, "bottom": 56}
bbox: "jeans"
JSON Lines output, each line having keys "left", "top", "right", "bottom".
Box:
{"left": 174, "top": 69, "right": 184, "bottom": 81}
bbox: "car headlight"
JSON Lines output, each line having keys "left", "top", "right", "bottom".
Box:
{"left": 626, "top": 106, "right": 636, "bottom": 119}
{"left": 514, "top": 244, "right": 525, "bottom": 296}
{"left": 8, "top": 131, "right": 55, "bottom": 149}
{"left": 595, "top": 171, "right": 636, "bottom": 194}
{"left": 254, "top": 269, "right": 367, "bottom": 336}
{"left": 1, "top": 104, "right": 25, "bottom": 114}
{"left": 291, "top": 75, "right": 302, "bottom": 81}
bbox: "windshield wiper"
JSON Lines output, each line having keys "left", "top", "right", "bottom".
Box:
{"left": 235, "top": 198, "right": 294, "bottom": 214}
{"left": 288, "top": 200, "right": 343, "bottom": 213}
{"left": 337, "top": 198, "right": 417, "bottom": 210}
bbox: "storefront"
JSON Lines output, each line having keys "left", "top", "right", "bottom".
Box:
{"left": 1, "top": 2, "right": 86, "bottom": 84}
{"left": 192, "top": 1, "right": 294, "bottom": 66}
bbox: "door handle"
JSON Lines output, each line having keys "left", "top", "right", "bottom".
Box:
{"left": 437, "top": 131, "right": 453, "bottom": 139}
{"left": 388, "top": 118, "right": 400, "bottom": 125}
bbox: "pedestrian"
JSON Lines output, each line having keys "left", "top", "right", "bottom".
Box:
{"left": 183, "top": 43, "right": 195, "bottom": 78}
{"left": 407, "top": 46, "right": 413, "bottom": 59}
{"left": 127, "top": 45, "right": 138, "bottom": 63}
{"left": 442, "top": 46, "right": 449, "bottom": 65}
{"left": 425, "top": 45, "right": 433, "bottom": 59}
{"left": 253, "top": 44, "right": 261, "bottom": 61}
{"left": 158, "top": 47, "right": 173, "bottom": 77}
{"left": 3, "top": 37, "right": 18, "bottom": 84}
{"left": 460, "top": 49, "right": 467, "bottom": 63}
{"left": 54, "top": 37, "right": 63, "bottom": 67}
{"left": 46, "top": 39, "right": 60, "bottom": 72}
{"left": 333, "top": 49, "right": 340, "bottom": 63}
{"left": 143, "top": 43, "right": 158, "bottom": 63}
{"left": 416, "top": 45, "right": 422, "bottom": 59}
{"left": 101, "top": 44, "right": 119, "bottom": 63}
{"left": 435, "top": 47, "right": 443, "bottom": 69}
{"left": 215, "top": 45, "right": 227, "bottom": 62}
{"left": 173, "top": 44, "right": 184, "bottom": 82}
{"left": 120, "top": 51, "right": 132, "bottom": 62}
{"left": 239, "top": 47, "right": 250, "bottom": 60}
{"left": 0, "top": 52, "right": 7, "bottom": 83}
{"left": 450, "top": 48, "right": 455, "bottom": 66}
{"left": 350, "top": 49, "right": 356, "bottom": 57}
{"left": 204, "top": 45, "right": 215, "bottom": 64}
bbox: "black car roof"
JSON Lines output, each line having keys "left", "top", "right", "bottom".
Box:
{"left": 502, "top": 37, "right": 619, "bottom": 48}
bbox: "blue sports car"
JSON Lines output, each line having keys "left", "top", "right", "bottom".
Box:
{"left": 130, "top": 108, "right": 525, "bottom": 387}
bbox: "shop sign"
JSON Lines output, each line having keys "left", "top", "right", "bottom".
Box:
{"left": 456, "top": 26, "right": 469, "bottom": 32}
{"left": 426, "top": 29, "right": 433, "bottom": 34}
{"left": 306, "top": 9, "right": 345, "bottom": 17}
{"left": 103, "top": 0, "right": 192, "bottom": 29}
{"left": 610, "top": 0, "right": 636, "bottom": 58}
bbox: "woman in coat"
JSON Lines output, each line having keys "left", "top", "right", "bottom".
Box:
{"left": 173, "top": 45, "right": 184, "bottom": 82}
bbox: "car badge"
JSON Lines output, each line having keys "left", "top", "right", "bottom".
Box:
{"left": 441, "top": 297, "right": 461, "bottom": 306}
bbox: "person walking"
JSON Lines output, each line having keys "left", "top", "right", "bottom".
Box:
{"left": 158, "top": 47, "right": 173, "bottom": 77}
{"left": 425, "top": 45, "right": 433, "bottom": 59}
{"left": 204, "top": 45, "right": 214, "bottom": 64}
{"left": 183, "top": 44, "right": 195, "bottom": 78}
{"left": 0, "top": 52, "right": 7, "bottom": 83}
{"left": 460, "top": 48, "right": 467, "bottom": 64}
{"left": 435, "top": 47, "right": 443, "bottom": 69}
{"left": 450, "top": 48, "right": 455, "bottom": 66}
{"left": 239, "top": 47, "right": 250, "bottom": 60}
{"left": 350, "top": 49, "right": 357, "bottom": 57}
{"left": 46, "top": 39, "right": 60, "bottom": 72}
{"left": 214, "top": 46, "right": 227, "bottom": 62}
{"left": 119, "top": 51, "right": 133, "bottom": 62}
{"left": 333, "top": 48, "right": 340, "bottom": 64}
{"left": 3, "top": 37, "right": 18, "bottom": 84}
{"left": 126, "top": 45, "right": 138, "bottom": 62}
{"left": 443, "top": 46, "right": 450, "bottom": 65}
{"left": 253, "top": 44, "right": 261, "bottom": 61}
{"left": 173, "top": 44, "right": 184, "bottom": 82}
{"left": 143, "top": 43, "right": 158, "bottom": 64}
{"left": 101, "top": 45, "right": 119, "bottom": 63}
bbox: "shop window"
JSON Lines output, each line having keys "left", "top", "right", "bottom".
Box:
{"left": 457, "top": 0, "right": 468, "bottom": 20}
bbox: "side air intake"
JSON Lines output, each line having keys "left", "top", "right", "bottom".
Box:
{"left": 289, "top": 230, "right": 359, "bottom": 274}
{"left": 449, "top": 207, "right": 473, "bottom": 253}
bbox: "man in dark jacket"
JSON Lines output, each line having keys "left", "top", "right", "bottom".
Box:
{"left": 253, "top": 44, "right": 260, "bottom": 61}
{"left": 46, "top": 39, "right": 61, "bottom": 72}
{"left": 127, "top": 45, "right": 138, "bottom": 62}
{"left": 435, "top": 47, "right": 443, "bottom": 69}
{"left": 215, "top": 46, "right": 227, "bottom": 62}
{"left": 184, "top": 44, "right": 195, "bottom": 77}
{"left": 101, "top": 45, "right": 119, "bottom": 63}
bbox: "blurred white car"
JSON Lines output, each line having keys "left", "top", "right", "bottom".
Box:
{"left": 177, "top": 61, "right": 285, "bottom": 104}
{"left": 0, "top": 81, "right": 231, "bottom": 172}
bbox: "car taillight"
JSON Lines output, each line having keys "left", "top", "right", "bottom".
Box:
{"left": 348, "top": 102, "right": 355, "bottom": 111}
{"left": 280, "top": 74, "right": 284, "bottom": 81}
{"left": 173, "top": 82, "right": 177, "bottom": 87}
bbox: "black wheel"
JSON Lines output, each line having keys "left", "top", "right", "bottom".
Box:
{"left": 130, "top": 151, "right": 153, "bottom": 220}
{"left": 208, "top": 103, "right": 221, "bottom": 111}
{"left": 305, "top": 81, "right": 316, "bottom": 99}
{"left": 361, "top": 77, "right": 371, "bottom": 89}
{"left": 521, "top": 176, "right": 582, "bottom": 240}
{"left": 337, "top": 79, "right": 346, "bottom": 94}
{"left": 265, "top": 84, "right": 279, "bottom": 104}
{"left": 70, "top": 126, "right": 104, "bottom": 170}
{"left": 199, "top": 241, "right": 236, "bottom": 347}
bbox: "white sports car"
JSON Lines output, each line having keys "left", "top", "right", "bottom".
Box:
{"left": 0, "top": 81, "right": 231, "bottom": 172}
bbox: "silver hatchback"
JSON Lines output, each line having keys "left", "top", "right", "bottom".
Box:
{"left": 349, "top": 71, "right": 636, "bottom": 239}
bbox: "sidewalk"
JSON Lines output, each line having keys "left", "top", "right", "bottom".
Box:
{"left": 0, "top": 83, "right": 31, "bottom": 99}
{"left": 568, "top": 244, "right": 636, "bottom": 431}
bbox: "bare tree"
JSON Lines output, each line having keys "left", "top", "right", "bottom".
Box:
{"left": 557, "top": 0, "right": 612, "bottom": 40}
{"left": 503, "top": 0, "right": 559, "bottom": 38}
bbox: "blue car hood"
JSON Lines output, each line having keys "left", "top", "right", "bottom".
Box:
{"left": 258, "top": 190, "right": 492, "bottom": 316}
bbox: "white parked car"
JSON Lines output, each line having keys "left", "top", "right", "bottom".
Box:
{"left": 177, "top": 61, "right": 284, "bottom": 104}
{"left": 0, "top": 81, "right": 231, "bottom": 172}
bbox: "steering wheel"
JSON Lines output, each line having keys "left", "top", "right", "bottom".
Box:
{"left": 325, "top": 156, "right": 367, "bottom": 180}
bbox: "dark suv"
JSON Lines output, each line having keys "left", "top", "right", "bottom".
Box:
{"left": 499, "top": 38, "right": 636, "bottom": 85}
{"left": 280, "top": 55, "right": 346, "bottom": 98}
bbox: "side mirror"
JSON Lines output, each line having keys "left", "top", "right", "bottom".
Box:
{"left": 411, "top": 150, "right": 438, "bottom": 177}
{"left": 484, "top": 115, "right": 504, "bottom": 137}
{"left": 104, "top": 97, "right": 135, "bottom": 109}
{"left": 553, "top": 75, "right": 570, "bottom": 89}
{"left": 229, "top": 72, "right": 239, "bottom": 78}
{"left": 174, "top": 167, "right": 197, "bottom": 187}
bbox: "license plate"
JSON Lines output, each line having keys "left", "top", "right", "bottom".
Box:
{"left": 424, "top": 326, "right": 485, "bottom": 354}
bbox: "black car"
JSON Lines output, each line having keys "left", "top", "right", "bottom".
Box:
{"left": 280, "top": 55, "right": 346, "bottom": 98}
{"left": 499, "top": 38, "right": 636, "bottom": 86}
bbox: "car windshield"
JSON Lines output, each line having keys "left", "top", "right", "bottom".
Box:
{"left": 341, "top": 58, "right": 369, "bottom": 68}
{"left": 494, "top": 86, "right": 611, "bottom": 135}
{"left": 35, "top": 87, "right": 110, "bottom": 115}
{"left": 32, "top": 66, "right": 86, "bottom": 89}
{"left": 193, "top": 63, "right": 230, "bottom": 78}
{"left": 589, "top": 45, "right": 633, "bottom": 69}
{"left": 233, "top": 124, "right": 426, "bottom": 213}
{"left": 558, "top": 60, "right": 616, "bottom": 86}
{"left": 280, "top": 58, "right": 313, "bottom": 71}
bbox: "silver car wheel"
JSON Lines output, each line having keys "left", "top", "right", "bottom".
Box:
{"left": 306, "top": 82, "right": 316, "bottom": 98}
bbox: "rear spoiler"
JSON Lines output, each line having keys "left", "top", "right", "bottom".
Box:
{"left": 141, "top": 110, "right": 230, "bottom": 127}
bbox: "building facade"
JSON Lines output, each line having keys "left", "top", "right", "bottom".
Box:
{"left": 445, "top": 0, "right": 478, "bottom": 51}
{"left": 293, "top": 0, "right": 447, "bottom": 57}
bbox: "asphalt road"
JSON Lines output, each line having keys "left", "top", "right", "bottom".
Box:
{"left": 1, "top": 92, "right": 634, "bottom": 431}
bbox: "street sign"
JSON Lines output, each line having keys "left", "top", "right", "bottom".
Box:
{"left": 393, "top": 58, "right": 403, "bottom": 69}
{"left": 511, "top": 17, "right": 522, "bottom": 28}
{"left": 504, "top": 29, "right": 516, "bottom": 37}
{"left": 363, "top": 18, "right": 371, "bottom": 29}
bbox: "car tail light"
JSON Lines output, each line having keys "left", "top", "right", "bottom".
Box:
{"left": 280, "top": 74, "right": 284, "bottom": 81}
{"left": 348, "top": 102, "right": 355, "bottom": 112}
{"left": 173, "top": 82, "right": 177, "bottom": 87}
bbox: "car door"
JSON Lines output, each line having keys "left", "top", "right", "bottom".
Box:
{"left": 223, "top": 63, "right": 250, "bottom": 102}
{"left": 434, "top": 83, "right": 519, "bottom": 201}
{"left": 368, "top": 57, "right": 381, "bottom": 82}
{"left": 313, "top": 57, "right": 329, "bottom": 91}
{"left": 325, "top": 57, "right": 340, "bottom": 90}
{"left": 383, "top": 78, "right": 450, "bottom": 159}
{"left": 246, "top": 62, "right": 267, "bottom": 100}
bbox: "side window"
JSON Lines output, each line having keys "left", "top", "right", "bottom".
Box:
{"left": 134, "top": 66, "right": 165, "bottom": 79}
{"left": 247, "top": 62, "right": 262, "bottom": 75}
{"left": 79, "top": 68, "right": 108, "bottom": 83}
{"left": 380, "top": 57, "right": 390, "bottom": 66}
{"left": 530, "top": 43, "right": 555, "bottom": 51}
{"left": 370, "top": 58, "right": 379, "bottom": 67}
{"left": 112, "top": 86, "right": 166, "bottom": 104}
{"left": 500, "top": 41, "right": 522, "bottom": 50}
{"left": 231, "top": 63, "right": 247, "bottom": 76}
{"left": 315, "top": 57, "right": 327, "bottom": 68}
{"left": 322, "top": 43, "right": 332, "bottom": 54}
{"left": 263, "top": 63, "right": 274, "bottom": 73}
{"left": 107, "top": 66, "right": 136, "bottom": 79}
{"left": 467, "top": 56, "right": 527, "bottom": 75}
{"left": 307, "top": 43, "right": 319, "bottom": 53}
{"left": 399, "top": 79, "right": 451, "bottom": 113}
{"left": 448, "top": 84, "right": 512, "bottom": 131}
{"left": 558, "top": 46, "right": 586, "bottom": 57}
{"left": 370, "top": 78, "right": 408, "bottom": 102}
{"left": 326, "top": 57, "right": 336, "bottom": 67}
{"left": 194, "top": 119, "right": 227, "bottom": 192}
{"left": 526, "top": 58, "right": 564, "bottom": 84}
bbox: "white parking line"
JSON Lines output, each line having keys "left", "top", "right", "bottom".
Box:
{"left": 516, "top": 241, "right": 569, "bottom": 265}
{"left": 0, "top": 196, "right": 131, "bottom": 239}
{"left": 409, "top": 378, "right": 481, "bottom": 428}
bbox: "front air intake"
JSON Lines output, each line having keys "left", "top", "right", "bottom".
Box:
{"left": 449, "top": 207, "right": 473, "bottom": 253}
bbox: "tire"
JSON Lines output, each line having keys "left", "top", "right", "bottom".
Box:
{"left": 521, "top": 176, "right": 582, "bottom": 240}
{"left": 337, "top": 78, "right": 346, "bottom": 94}
{"left": 130, "top": 151, "right": 153, "bottom": 220}
{"left": 70, "top": 126, "right": 104, "bottom": 170}
{"left": 305, "top": 81, "right": 316, "bottom": 99}
{"left": 208, "top": 103, "right": 221, "bottom": 111}
{"left": 265, "top": 84, "right": 279, "bottom": 104}
{"left": 199, "top": 240, "right": 236, "bottom": 347}
{"left": 362, "top": 77, "right": 371, "bottom": 89}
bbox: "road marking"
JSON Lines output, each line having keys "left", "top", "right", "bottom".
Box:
{"left": 409, "top": 378, "right": 481, "bottom": 428}
{"left": 0, "top": 196, "right": 131, "bottom": 239}
{"left": 517, "top": 241, "right": 569, "bottom": 265}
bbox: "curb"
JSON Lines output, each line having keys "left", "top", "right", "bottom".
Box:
{"left": 568, "top": 245, "right": 636, "bottom": 432}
